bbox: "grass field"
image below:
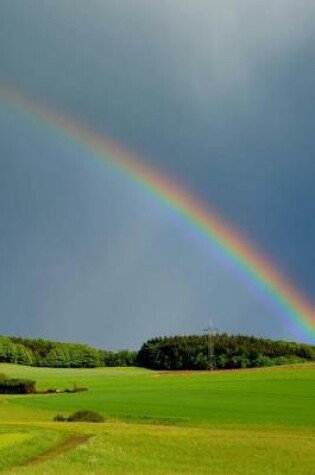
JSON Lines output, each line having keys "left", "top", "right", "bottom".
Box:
{"left": 0, "top": 363, "right": 314, "bottom": 474}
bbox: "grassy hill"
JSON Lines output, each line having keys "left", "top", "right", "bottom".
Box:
{"left": 0, "top": 363, "right": 314, "bottom": 474}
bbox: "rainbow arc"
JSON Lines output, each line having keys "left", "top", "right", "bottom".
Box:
{"left": 1, "top": 85, "right": 314, "bottom": 342}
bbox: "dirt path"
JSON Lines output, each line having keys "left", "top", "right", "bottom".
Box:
{"left": 23, "top": 434, "right": 92, "bottom": 466}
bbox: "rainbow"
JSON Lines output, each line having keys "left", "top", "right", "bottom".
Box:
{"left": 1, "top": 84, "right": 315, "bottom": 343}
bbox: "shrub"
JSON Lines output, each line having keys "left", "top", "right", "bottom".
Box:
{"left": 0, "top": 378, "right": 36, "bottom": 394}
{"left": 46, "top": 388, "right": 57, "bottom": 394}
{"left": 54, "top": 414, "right": 66, "bottom": 422}
{"left": 67, "top": 410, "right": 104, "bottom": 423}
{"left": 74, "top": 387, "right": 88, "bottom": 393}
{"left": 273, "top": 355, "right": 306, "bottom": 366}
{"left": 252, "top": 354, "right": 274, "bottom": 367}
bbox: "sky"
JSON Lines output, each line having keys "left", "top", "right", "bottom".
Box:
{"left": 0, "top": 0, "right": 315, "bottom": 349}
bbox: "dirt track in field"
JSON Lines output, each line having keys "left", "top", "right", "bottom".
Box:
{"left": 23, "top": 434, "right": 91, "bottom": 466}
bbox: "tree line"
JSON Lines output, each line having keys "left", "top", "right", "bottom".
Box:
{"left": 0, "top": 333, "right": 314, "bottom": 370}
{"left": 137, "top": 334, "right": 315, "bottom": 370}
{"left": 0, "top": 336, "right": 137, "bottom": 368}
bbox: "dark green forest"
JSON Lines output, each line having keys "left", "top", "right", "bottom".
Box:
{"left": 0, "top": 334, "right": 314, "bottom": 370}
{"left": 137, "top": 334, "right": 315, "bottom": 370}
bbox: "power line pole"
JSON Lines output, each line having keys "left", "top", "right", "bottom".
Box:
{"left": 203, "top": 319, "right": 218, "bottom": 370}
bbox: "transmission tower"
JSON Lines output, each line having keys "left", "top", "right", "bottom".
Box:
{"left": 203, "top": 319, "right": 218, "bottom": 370}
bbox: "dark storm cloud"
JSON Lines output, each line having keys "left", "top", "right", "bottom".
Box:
{"left": 0, "top": 1, "right": 314, "bottom": 345}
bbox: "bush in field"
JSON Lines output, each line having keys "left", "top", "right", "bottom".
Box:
{"left": 0, "top": 378, "right": 36, "bottom": 394}
{"left": 54, "top": 414, "right": 66, "bottom": 422}
{"left": 67, "top": 410, "right": 104, "bottom": 423}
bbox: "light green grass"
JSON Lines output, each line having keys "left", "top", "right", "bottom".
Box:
{"left": 5, "top": 424, "right": 315, "bottom": 475}
{"left": 0, "top": 433, "right": 32, "bottom": 450}
{"left": 0, "top": 363, "right": 314, "bottom": 474}
{"left": 0, "top": 426, "right": 62, "bottom": 472}
{"left": 1, "top": 363, "right": 315, "bottom": 427}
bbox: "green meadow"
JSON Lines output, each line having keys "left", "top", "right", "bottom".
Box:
{"left": 0, "top": 363, "right": 314, "bottom": 474}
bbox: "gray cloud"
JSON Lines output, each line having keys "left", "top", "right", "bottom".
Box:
{"left": 0, "top": 1, "right": 314, "bottom": 345}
